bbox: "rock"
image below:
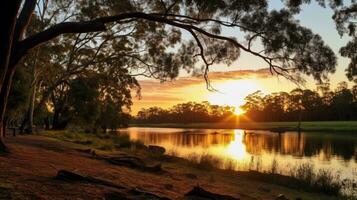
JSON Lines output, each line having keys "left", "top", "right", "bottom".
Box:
{"left": 185, "top": 173, "right": 198, "bottom": 179}
{"left": 258, "top": 186, "right": 270, "bottom": 193}
{"left": 106, "top": 156, "right": 162, "bottom": 173}
{"left": 163, "top": 184, "right": 174, "bottom": 190}
{"left": 75, "top": 148, "right": 92, "bottom": 154}
{"left": 105, "top": 189, "right": 171, "bottom": 200}
{"left": 129, "top": 188, "right": 171, "bottom": 200}
{"left": 185, "top": 186, "right": 239, "bottom": 200}
{"left": 55, "top": 170, "right": 88, "bottom": 182}
{"left": 148, "top": 145, "right": 166, "bottom": 154}
{"left": 275, "top": 194, "right": 289, "bottom": 200}
{"left": 0, "top": 187, "right": 12, "bottom": 200}
{"left": 104, "top": 192, "right": 130, "bottom": 200}
{"left": 55, "top": 170, "right": 125, "bottom": 190}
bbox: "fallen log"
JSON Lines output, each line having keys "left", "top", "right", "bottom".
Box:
{"left": 185, "top": 186, "right": 239, "bottom": 200}
{"left": 55, "top": 170, "right": 125, "bottom": 190}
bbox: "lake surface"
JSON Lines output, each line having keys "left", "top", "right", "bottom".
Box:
{"left": 117, "top": 127, "right": 357, "bottom": 179}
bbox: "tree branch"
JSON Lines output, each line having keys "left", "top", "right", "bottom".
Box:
{"left": 18, "top": 11, "right": 296, "bottom": 82}
{"left": 14, "top": 0, "right": 37, "bottom": 41}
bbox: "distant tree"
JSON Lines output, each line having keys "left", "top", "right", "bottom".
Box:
{"left": 242, "top": 91, "right": 265, "bottom": 121}
{"left": 134, "top": 102, "right": 235, "bottom": 124}
{"left": 331, "top": 82, "right": 356, "bottom": 120}
{"left": 241, "top": 83, "right": 357, "bottom": 122}
{"left": 6, "top": 67, "right": 31, "bottom": 129}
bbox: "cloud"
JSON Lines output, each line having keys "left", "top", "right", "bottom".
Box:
{"left": 137, "top": 68, "right": 272, "bottom": 90}
{"left": 131, "top": 68, "right": 272, "bottom": 113}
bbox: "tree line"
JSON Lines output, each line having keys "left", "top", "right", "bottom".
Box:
{"left": 134, "top": 101, "right": 236, "bottom": 123}
{"left": 134, "top": 82, "right": 357, "bottom": 123}
{"left": 242, "top": 82, "right": 357, "bottom": 122}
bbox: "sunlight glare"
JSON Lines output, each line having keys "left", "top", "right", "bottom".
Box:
{"left": 234, "top": 107, "right": 246, "bottom": 115}
{"left": 225, "top": 130, "right": 248, "bottom": 160}
{"left": 206, "top": 79, "right": 260, "bottom": 110}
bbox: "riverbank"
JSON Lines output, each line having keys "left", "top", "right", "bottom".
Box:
{"left": 130, "top": 121, "right": 357, "bottom": 132}
{"left": 0, "top": 132, "right": 348, "bottom": 200}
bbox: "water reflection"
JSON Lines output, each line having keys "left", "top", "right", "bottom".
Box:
{"left": 117, "top": 127, "right": 357, "bottom": 178}
{"left": 225, "top": 130, "right": 247, "bottom": 160}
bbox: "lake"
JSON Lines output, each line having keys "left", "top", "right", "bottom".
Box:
{"left": 117, "top": 127, "right": 357, "bottom": 180}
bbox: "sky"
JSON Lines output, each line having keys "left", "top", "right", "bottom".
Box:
{"left": 130, "top": 1, "right": 354, "bottom": 114}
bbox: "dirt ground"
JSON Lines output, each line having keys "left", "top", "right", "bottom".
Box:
{"left": 0, "top": 135, "right": 341, "bottom": 200}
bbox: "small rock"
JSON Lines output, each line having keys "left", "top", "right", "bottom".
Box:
{"left": 276, "top": 194, "right": 289, "bottom": 200}
{"left": 105, "top": 192, "right": 129, "bottom": 200}
{"left": 148, "top": 145, "right": 166, "bottom": 154}
{"left": 163, "top": 184, "right": 174, "bottom": 190}
{"left": 258, "top": 186, "right": 270, "bottom": 193}
{"left": 185, "top": 173, "right": 197, "bottom": 179}
{"left": 185, "top": 186, "right": 239, "bottom": 200}
{"left": 0, "top": 187, "right": 12, "bottom": 199}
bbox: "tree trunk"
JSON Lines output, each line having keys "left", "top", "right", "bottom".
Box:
{"left": 0, "top": 133, "right": 7, "bottom": 153}
{"left": 44, "top": 116, "right": 50, "bottom": 130}
{"left": 25, "top": 83, "right": 36, "bottom": 134}
{"left": 0, "top": 68, "right": 17, "bottom": 152}
{"left": 0, "top": 1, "right": 22, "bottom": 153}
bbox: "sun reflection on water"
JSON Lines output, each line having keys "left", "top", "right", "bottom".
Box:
{"left": 224, "top": 130, "right": 248, "bottom": 160}
{"left": 117, "top": 127, "right": 357, "bottom": 179}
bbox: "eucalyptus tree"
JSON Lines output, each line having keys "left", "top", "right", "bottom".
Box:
{"left": 333, "top": 2, "right": 357, "bottom": 82}
{"left": 0, "top": 0, "right": 352, "bottom": 152}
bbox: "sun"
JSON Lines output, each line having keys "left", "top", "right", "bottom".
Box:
{"left": 234, "top": 107, "right": 246, "bottom": 115}
{"left": 206, "top": 79, "right": 260, "bottom": 112}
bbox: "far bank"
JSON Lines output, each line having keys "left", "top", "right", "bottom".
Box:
{"left": 129, "top": 121, "right": 357, "bottom": 132}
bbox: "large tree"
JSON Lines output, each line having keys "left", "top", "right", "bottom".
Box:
{"left": 1, "top": 0, "right": 352, "bottom": 152}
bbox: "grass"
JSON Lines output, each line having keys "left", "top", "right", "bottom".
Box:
{"left": 130, "top": 121, "right": 357, "bottom": 132}
{"left": 290, "top": 163, "right": 342, "bottom": 196}
{"left": 37, "top": 130, "right": 144, "bottom": 151}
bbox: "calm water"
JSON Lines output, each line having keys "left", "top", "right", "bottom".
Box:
{"left": 117, "top": 127, "right": 357, "bottom": 179}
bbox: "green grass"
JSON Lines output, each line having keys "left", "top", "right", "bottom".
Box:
{"left": 130, "top": 121, "right": 357, "bottom": 132}
{"left": 37, "top": 130, "right": 144, "bottom": 151}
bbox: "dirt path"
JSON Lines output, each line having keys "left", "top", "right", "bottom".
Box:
{"left": 0, "top": 135, "right": 339, "bottom": 200}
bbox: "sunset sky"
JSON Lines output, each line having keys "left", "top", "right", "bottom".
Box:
{"left": 131, "top": 1, "right": 353, "bottom": 114}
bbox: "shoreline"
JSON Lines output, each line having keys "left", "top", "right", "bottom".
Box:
{"left": 129, "top": 121, "right": 357, "bottom": 132}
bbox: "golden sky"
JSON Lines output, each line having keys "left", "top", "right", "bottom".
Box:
{"left": 132, "top": 68, "right": 303, "bottom": 114}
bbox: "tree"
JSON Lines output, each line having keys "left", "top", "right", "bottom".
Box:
{"left": 333, "top": 3, "right": 357, "bottom": 83}
{"left": 0, "top": 0, "right": 343, "bottom": 152}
